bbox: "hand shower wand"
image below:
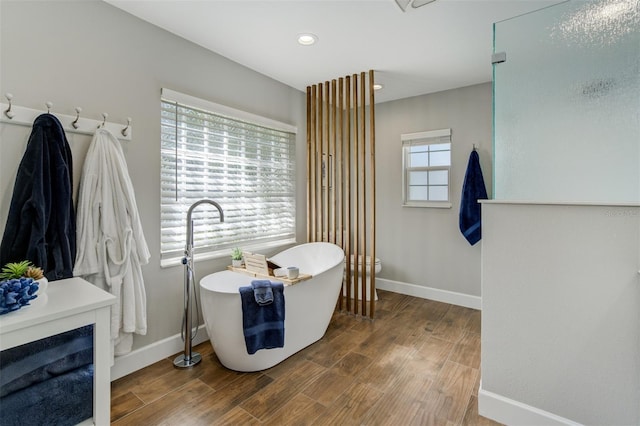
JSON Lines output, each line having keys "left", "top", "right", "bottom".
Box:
{"left": 174, "top": 199, "right": 224, "bottom": 368}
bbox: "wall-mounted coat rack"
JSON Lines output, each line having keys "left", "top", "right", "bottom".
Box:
{"left": 1, "top": 94, "right": 132, "bottom": 141}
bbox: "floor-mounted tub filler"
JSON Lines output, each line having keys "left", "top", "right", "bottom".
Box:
{"left": 175, "top": 199, "right": 224, "bottom": 368}
{"left": 200, "top": 242, "right": 345, "bottom": 372}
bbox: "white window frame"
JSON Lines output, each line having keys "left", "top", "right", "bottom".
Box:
{"left": 401, "top": 128, "right": 452, "bottom": 208}
{"left": 160, "top": 88, "right": 298, "bottom": 267}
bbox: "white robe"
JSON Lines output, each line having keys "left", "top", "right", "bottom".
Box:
{"left": 74, "top": 128, "right": 150, "bottom": 356}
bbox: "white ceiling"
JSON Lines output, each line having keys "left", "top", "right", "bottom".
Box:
{"left": 105, "top": 0, "right": 560, "bottom": 103}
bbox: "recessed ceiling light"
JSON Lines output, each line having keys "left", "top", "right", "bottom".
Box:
{"left": 297, "top": 33, "right": 317, "bottom": 46}
{"left": 373, "top": 84, "right": 384, "bottom": 91}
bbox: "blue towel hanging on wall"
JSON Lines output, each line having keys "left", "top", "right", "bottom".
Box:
{"left": 459, "top": 149, "right": 488, "bottom": 245}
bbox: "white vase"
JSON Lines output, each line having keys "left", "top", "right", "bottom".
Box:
{"left": 232, "top": 259, "right": 243, "bottom": 268}
{"left": 35, "top": 277, "right": 48, "bottom": 294}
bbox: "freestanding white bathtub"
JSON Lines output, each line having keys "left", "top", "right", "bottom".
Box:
{"left": 199, "top": 242, "right": 345, "bottom": 372}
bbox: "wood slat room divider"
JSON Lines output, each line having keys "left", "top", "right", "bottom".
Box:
{"left": 307, "top": 70, "right": 376, "bottom": 318}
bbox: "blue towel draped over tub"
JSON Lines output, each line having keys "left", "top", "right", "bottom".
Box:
{"left": 239, "top": 281, "right": 285, "bottom": 354}
{"left": 459, "top": 149, "right": 488, "bottom": 246}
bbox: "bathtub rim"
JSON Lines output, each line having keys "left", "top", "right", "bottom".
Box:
{"left": 200, "top": 242, "right": 344, "bottom": 295}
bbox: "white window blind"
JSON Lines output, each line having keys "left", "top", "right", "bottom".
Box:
{"left": 160, "top": 89, "right": 297, "bottom": 264}
{"left": 402, "top": 128, "right": 452, "bottom": 208}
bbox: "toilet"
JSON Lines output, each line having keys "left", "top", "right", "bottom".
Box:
{"left": 344, "top": 255, "right": 381, "bottom": 301}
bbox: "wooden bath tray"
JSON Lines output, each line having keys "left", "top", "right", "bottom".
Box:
{"left": 226, "top": 265, "right": 312, "bottom": 286}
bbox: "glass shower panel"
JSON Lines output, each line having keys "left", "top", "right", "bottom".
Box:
{"left": 493, "top": 0, "right": 640, "bottom": 202}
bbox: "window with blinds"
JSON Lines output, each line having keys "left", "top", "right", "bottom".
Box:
{"left": 401, "top": 128, "right": 452, "bottom": 208}
{"left": 160, "top": 89, "right": 297, "bottom": 265}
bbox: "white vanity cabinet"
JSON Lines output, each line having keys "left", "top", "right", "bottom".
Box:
{"left": 0, "top": 277, "right": 116, "bottom": 425}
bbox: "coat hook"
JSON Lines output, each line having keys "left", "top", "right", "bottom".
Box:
{"left": 98, "top": 112, "right": 108, "bottom": 128}
{"left": 4, "top": 93, "right": 15, "bottom": 119}
{"left": 473, "top": 143, "right": 477, "bottom": 151}
{"left": 71, "top": 107, "right": 82, "bottom": 129}
{"left": 121, "top": 117, "right": 132, "bottom": 137}
{"left": 45, "top": 101, "right": 53, "bottom": 113}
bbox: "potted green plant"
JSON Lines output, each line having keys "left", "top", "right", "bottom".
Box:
{"left": 231, "top": 248, "right": 243, "bottom": 268}
{"left": 0, "top": 260, "right": 48, "bottom": 293}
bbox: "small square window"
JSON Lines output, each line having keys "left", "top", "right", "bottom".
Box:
{"left": 401, "top": 129, "right": 451, "bottom": 208}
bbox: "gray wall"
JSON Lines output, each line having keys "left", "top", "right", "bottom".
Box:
{"left": 481, "top": 202, "right": 640, "bottom": 425}
{"left": 0, "top": 0, "right": 306, "bottom": 351}
{"left": 375, "top": 83, "right": 492, "bottom": 298}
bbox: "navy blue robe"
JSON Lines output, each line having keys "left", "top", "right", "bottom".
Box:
{"left": 0, "top": 114, "right": 75, "bottom": 280}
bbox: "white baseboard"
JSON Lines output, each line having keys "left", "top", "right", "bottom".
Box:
{"left": 111, "top": 327, "right": 210, "bottom": 381}
{"left": 478, "top": 385, "right": 583, "bottom": 426}
{"left": 376, "top": 278, "right": 481, "bottom": 310}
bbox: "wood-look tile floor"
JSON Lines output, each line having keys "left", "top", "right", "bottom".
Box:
{"left": 111, "top": 290, "right": 502, "bottom": 425}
